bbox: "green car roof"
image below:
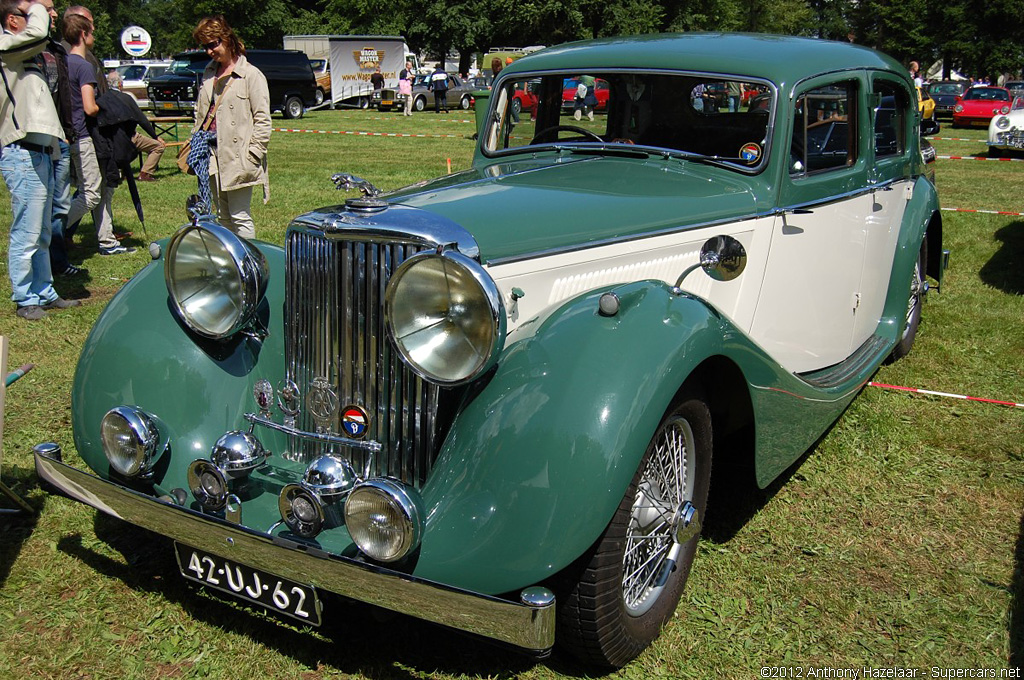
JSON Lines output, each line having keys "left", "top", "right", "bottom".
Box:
{"left": 502, "top": 33, "right": 910, "bottom": 91}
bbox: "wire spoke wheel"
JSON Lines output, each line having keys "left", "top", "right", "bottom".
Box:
{"left": 622, "top": 416, "right": 695, "bottom": 615}
{"left": 556, "top": 389, "right": 711, "bottom": 669}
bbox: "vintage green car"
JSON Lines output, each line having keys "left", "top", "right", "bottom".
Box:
{"left": 36, "top": 33, "right": 945, "bottom": 668}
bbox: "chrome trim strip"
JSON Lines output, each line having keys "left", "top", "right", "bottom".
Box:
{"left": 244, "top": 413, "right": 383, "bottom": 453}
{"left": 485, "top": 211, "right": 771, "bottom": 267}
{"left": 35, "top": 454, "right": 556, "bottom": 653}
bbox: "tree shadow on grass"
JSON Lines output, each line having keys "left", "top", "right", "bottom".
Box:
{"left": 1008, "top": 510, "right": 1024, "bottom": 670}
{"left": 56, "top": 513, "right": 577, "bottom": 679}
{"left": 979, "top": 221, "right": 1024, "bottom": 295}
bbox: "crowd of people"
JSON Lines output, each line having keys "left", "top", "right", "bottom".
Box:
{"left": 0, "top": 1, "right": 269, "bottom": 320}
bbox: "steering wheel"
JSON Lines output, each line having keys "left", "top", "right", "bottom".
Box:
{"left": 531, "top": 124, "right": 604, "bottom": 144}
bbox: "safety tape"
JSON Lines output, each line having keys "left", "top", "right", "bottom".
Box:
{"left": 931, "top": 136, "right": 985, "bottom": 142}
{"left": 272, "top": 128, "right": 464, "bottom": 139}
{"left": 936, "top": 155, "right": 1024, "bottom": 162}
{"left": 941, "top": 206, "right": 1024, "bottom": 216}
{"left": 869, "top": 382, "right": 1023, "bottom": 408}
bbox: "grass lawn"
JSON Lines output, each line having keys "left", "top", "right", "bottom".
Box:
{"left": 0, "top": 109, "right": 1021, "bottom": 679}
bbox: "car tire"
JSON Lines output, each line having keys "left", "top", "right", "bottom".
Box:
{"left": 556, "top": 389, "right": 712, "bottom": 669}
{"left": 283, "top": 96, "right": 304, "bottom": 120}
{"left": 414, "top": 95, "right": 426, "bottom": 112}
{"left": 460, "top": 95, "right": 471, "bottom": 110}
{"left": 511, "top": 98, "right": 522, "bottom": 115}
{"left": 314, "top": 88, "right": 325, "bottom": 107}
{"left": 358, "top": 97, "right": 369, "bottom": 109}
{"left": 888, "top": 238, "right": 927, "bottom": 363}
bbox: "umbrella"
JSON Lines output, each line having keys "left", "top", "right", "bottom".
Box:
{"left": 122, "top": 169, "right": 148, "bottom": 240}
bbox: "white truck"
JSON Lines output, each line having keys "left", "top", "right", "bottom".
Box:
{"left": 283, "top": 35, "right": 420, "bottom": 108}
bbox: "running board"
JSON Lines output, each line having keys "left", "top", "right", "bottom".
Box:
{"left": 797, "top": 335, "right": 889, "bottom": 390}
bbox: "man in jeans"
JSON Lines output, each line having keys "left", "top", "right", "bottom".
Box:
{"left": 64, "top": 10, "right": 131, "bottom": 255}
{"left": 0, "top": 0, "right": 79, "bottom": 320}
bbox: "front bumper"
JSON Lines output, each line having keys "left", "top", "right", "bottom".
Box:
{"left": 35, "top": 452, "right": 556, "bottom": 655}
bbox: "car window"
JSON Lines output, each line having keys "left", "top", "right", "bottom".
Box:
{"left": 484, "top": 72, "right": 772, "bottom": 171}
{"left": 965, "top": 87, "right": 1010, "bottom": 101}
{"left": 119, "top": 65, "right": 146, "bottom": 81}
{"left": 790, "top": 81, "right": 857, "bottom": 175}
{"left": 874, "top": 81, "right": 907, "bottom": 158}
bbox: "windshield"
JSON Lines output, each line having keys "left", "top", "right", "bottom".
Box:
{"left": 483, "top": 71, "right": 773, "bottom": 170}
{"left": 169, "top": 58, "right": 208, "bottom": 74}
{"left": 929, "top": 83, "right": 964, "bottom": 96}
{"left": 118, "top": 64, "right": 145, "bottom": 81}
{"left": 964, "top": 87, "right": 1010, "bottom": 101}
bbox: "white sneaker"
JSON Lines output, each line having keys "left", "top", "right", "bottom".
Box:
{"left": 588, "top": 111, "right": 594, "bottom": 121}
{"left": 573, "top": 110, "right": 581, "bottom": 121}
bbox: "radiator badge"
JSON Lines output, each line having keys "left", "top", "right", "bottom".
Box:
{"left": 307, "top": 377, "right": 340, "bottom": 432}
{"left": 341, "top": 405, "right": 370, "bottom": 439}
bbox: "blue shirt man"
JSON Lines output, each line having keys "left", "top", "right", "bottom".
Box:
{"left": 0, "top": 0, "right": 78, "bottom": 319}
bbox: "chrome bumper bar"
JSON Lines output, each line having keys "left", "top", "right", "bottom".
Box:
{"left": 34, "top": 454, "right": 555, "bottom": 654}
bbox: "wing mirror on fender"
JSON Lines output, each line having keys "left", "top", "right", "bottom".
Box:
{"left": 672, "top": 235, "right": 747, "bottom": 294}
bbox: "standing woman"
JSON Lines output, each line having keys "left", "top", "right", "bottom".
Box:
{"left": 191, "top": 16, "right": 270, "bottom": 239}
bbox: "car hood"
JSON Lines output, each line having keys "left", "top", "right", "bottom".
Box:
{"left": 384, "top": 155, "right": 765, "bottom": 262}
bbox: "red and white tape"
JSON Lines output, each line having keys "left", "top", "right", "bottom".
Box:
{"left": 868, "top": 381, "right": 1023, "bottom": 408}
{"left": 272, "top": 128, "right": 464, "bottom": 139}
{"left": 936, "top": 155, "right": 1024, "bottom": 162}
{"left": 941, "top": 207, "right": 1024, "bottom": 216}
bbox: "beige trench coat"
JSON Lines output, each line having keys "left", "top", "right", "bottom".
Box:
{"left": 194, "top": 54, "right": 271, "bottom": 201}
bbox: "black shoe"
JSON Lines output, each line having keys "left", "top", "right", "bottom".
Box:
{"left": 41, "top": 297, "right": 82, "bottom": 310}
{"left": 57, "top": 264, "right": 88, "bottom": 276}
{"left": 16, "top": 305, "right": 46, "bottom": 320}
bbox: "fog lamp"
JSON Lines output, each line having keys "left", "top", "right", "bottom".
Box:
{"left": 210, "top": 431, "right": 267, "bottom": 479}
{"left": 187, "top": 459, "right": 229, "bottom": 512}
{"left": 302, "top": 454, "right": 356, "bottom": 500}
{"left": 279, "top": 483, "right": 325, "bottom": 538}
{"left": 100, "top": 406, "right": 162, "bottom": 478}
{"left": 344, "top": 479, "right": 424, "bottom": 562}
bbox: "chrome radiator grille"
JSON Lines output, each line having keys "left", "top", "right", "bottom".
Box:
{"left": 284, "top": 228, "right": 440, "bottom": 487}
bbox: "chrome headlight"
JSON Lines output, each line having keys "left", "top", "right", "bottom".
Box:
{"left": 210, "top": 431, "right": 267, "bottom": 479}
{"left": 1000, "top": 105, "right": 1011, "bottom": 115}
{"left": 385, "top": 250, "right": 505, "bottom": 385}
{"left": 164, "top": 221, "right": 268, "bottom": 339}
{"left": 100, "top": 407, "right": 162, "bottom": 477}
{"left": 344, "top": 479, "right": 424, "bottom": 562}
{"left": 279, "top": 483, "right": 325, "bottom": 538}
{"left": 187, "top": 459, "right": 229, "bottom": 512}
{"left": 996, "top": 116, "right": 1011, "bottom": 130}
{"left": 954, "top": 104, "right": 963, "bottom": 113}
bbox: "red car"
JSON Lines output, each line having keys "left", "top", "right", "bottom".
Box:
{"left": 511, "top": 79, "right": 540, "bottom": 114}
{"left": 561, "top": 77, "right": 610, "bottom": 112}
{"left": 952, "top": 86, "right": 1012, "bottom": 128}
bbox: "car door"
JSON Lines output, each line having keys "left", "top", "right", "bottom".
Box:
{"left": 750, "top": 73, "right": 871, "bottom": 373}
{"left": 852, "top": 74, "right": 914, "bottom": 345}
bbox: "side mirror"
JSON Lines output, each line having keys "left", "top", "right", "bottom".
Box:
{"left": 672, "top": 235, "right": 747, "bottom": 292}
{"left": 921, "top": 119, "right": 940, "bottom": 136}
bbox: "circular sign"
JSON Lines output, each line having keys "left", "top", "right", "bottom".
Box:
{"left": 120, "top": 26, "right": 152, "bottom": 58}
{"left": 738, "top": 142, "right": 762, "bottom": 164}
{"left": 341, "top": 405, "right": 370, "bottom": 439}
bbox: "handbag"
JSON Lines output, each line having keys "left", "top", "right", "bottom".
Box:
{"left": 176, "top": 77, "right": 233, "bottom": 175}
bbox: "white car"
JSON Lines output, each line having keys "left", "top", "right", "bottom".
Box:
{"left": 116, "top": 61, "right": 170, "bottom": 109}
{"left": 988, "top": 95, "right": 1024, "bottom": 156}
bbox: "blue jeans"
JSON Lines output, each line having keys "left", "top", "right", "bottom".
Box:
{"left": 49, "top": 140, "right": 72, "bottom": 272}
{"left": 1, "top": 144, "right": 58, "bottom": 307}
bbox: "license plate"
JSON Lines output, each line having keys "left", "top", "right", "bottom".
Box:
{"left": 174, "top": 543, "right": 322, "bottom": 625}
{"left": 382, "top": 99, "right": 394, "bottom": 106}
{"left": 161, "top": 102, "right": 174, "bottom": 109}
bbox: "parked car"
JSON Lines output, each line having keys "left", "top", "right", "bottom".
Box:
{"left": 1004, "top": 80, "right": 1024, "bottom": 99}
{"left": 560, "top": 76, "right": 610, "bottom": 112}
{"left": 375, "top": 72, "right": 475, "bottom": 112}
{"left": 917, "top": 85, "right": 936, "bottom": 122}
{"left": 147, "top": 49, "right": 317, "bottom": 119}
{"left": 115, "top": 61, "right": 169, "bottom": 108}
{"left": 36, "top": 33, "right": 945, "bottom": 670}
{"left": 987, "top": 95, "right": 1024, "bottom": 156}
{"left": 308, "top": 57, "right": 331, "bottom": 107}
{"left": 952, "top": 85, "right": 1012, "bottom": 127}
{"left": 927, "top": 80, "right": 967, "bottom": 117}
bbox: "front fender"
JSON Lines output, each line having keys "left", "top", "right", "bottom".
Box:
{"left": 71, "top": 241, "right": 288, "bottom": 493}
{"left": 413, "top": 281, "right": 735, "bottom": 593}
